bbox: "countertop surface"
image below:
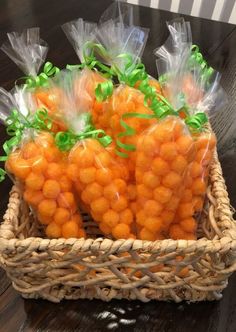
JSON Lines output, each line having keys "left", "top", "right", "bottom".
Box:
{"left": 0, "top": 0, "right": 236, "bottom": 331}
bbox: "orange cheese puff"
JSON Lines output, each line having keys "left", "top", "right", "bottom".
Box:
{"left": 169, "top": 224, "right": 189, "bottom": 240}
{"left": 6, "top": 151, "right": 31, "bottom": 180}
{"left": 135, "top": 116, "right": 193, "bottom": 241}
{"left": 25, "top": 172, "right": 45, "bottom": 191}
{"left": 23, "top": 189, "right": 44, "bottom": 207}
{"left": 46, "top": 223, "right": 62, "bottom": 238}
{"left": 62, "top": 220, "right": 85, "bottom": 239}
{"left": 38, "top": 199, "right": 57, "bottom": 217}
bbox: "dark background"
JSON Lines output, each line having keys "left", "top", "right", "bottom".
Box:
{"left": 0, "top": 0, "right": 236, "bottom": 331}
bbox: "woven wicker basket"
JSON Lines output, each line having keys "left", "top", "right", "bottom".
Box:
{"left": 0, "top": 152, "right": 236, "bottom": 303}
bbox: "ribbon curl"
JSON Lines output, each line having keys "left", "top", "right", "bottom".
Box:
{"left": 23, "top": 62, "right": 60, "bottom": 89}
{"left": 55, "top": 113, "right": 112, "bottom": 151}
{"left": 190, "top": 45, "right": 214, "bottom": 82}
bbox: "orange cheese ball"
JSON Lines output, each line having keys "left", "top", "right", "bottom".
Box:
{"left": 112, "top": 223, "right": 130, "bottom": 239}
{"left": 119, "top": 209, "right": 133, "bottom": 225}
{"left": 145, "top": 217, "right": 162, "bottom": 232}
{"left": 57, "top": 192, "right": 76, "bottom": 212}
{"left": 151, "top": 157, "right": 169, "bottom": 176}
{"left": 137, "top": 184, "right": 153, "bottom": 199}
{"left": 189, "top": 161, "right": 202, "bottom": 178}
{"left": 59, "top": 176, "right": 73, "bottom": 192}
{"left": 84, "top": 182, "right": 103, "bottom": 201}
{"left": 54, "top": 207, "right": 70, "bottom": 225}
{"left": 96, "top": 168, "right": 113, "bottom": 186}
{"left": 71, "top": 214, "right": 83, "bottom": 227}
{"left": 44, "top": 146, "right": 62, "bottom": 163}
{"left": 102, "top": 209, "right": 119, "bottom": 228}
{"left": 46, "top": 222, "right": 62, "bottom": 238}
{"left": 142, "top": 171, "right": 160, "bottom": 189}
{"left": 91, "top": 197, "right": 109, "bottom": 214}
{"left": 136, "top": 152, "right": 151, "bottom": 170}
{"left": 191, "top": 178, "right": 206, "bottom": 195}
{"left": 45, "top": 163, "right": 63, "bottom": 179}
{"left": 165, "top": 196, "right": 180, "bottom": 212}
{"left": 162, "top": 171, "right": 182, "bottom": 189}
{"left": 23, "top": 189, "right": 44, "bottom": 207}
{"left": 43, "top": 179, "right": 61, "bottom": 199}
{"left": 113, "top": 179, "right": 127, "bottom": 194}
{"left": 38, "top": 199, "right": 57, "bottom": 217}
{"left": 139, "top": 227, "right": 156, "bottom": 241}
{"left": 31, "top": 156, "right": 48, "bottom": 173}
{"left": 79, "top": 167, "right": 97, "bottom": 184}
{"left": 22, "top": 142, "right": 40, "bottom": 159}
{"left": 66, "top": 164, "right": 80, "bottom": 181}
{"left": 10, "top": 157, "right": 31, "bottom": 180}
{"left": 153, "top": 186, "right": 172, "bottom": 204}
{"left": 25, "top": 172, "right": 45, "bottom": 191}
{"left": 153, "top": 122, "right": 172, "bottom": 143}
{"left": 171, "top": 155, "right": 188, "bottom": 174}
{"left": 144, "top": 200, "right": 163, "bottom": 217}
{"left": 103, "top": 183, "right": 120, "bottom": 201}
{"left": 180, "top": 218, "right": 197, "bottom": 233}
{"left": 99, "top": 222, "right": 111, "bottom": 235}
{"left": 160, "top": 210, "right": 175, "bottom": 227}
{"left": 62, "top": 220, "right": 80, "bottom": 238}
{"left": 169, "top": 224, "right": 187, "bottom": 240}
{"left": 111, "top": 196, "right": 128, "bottom": 212}
{"left": 136, "top": 210, "right": 146, "bottom": 226}
{"left": 37, "top": 213, "right": 52, "bottom": 225}
{"left": 177, "top": 203, "right": 194, "bottom": 219}
{"left": 196, "top": 149, "right": 212, "bottom": 166}
{"left": 176, "top": 135, "right": 194, "bottom": 156}
{"left": 141, "top": 135, "right": 160, "bottom": 157}
{"left": 71, "top": 148, "right": 94, "bottom": 167}
{"left": 159, "top": 142, "right": 178, "bottom": 161}
{"left": 181, "top": 189, "right": 193, "bottom": 203}
{"left": 193, "top": 196, "right": 204, "bottom": 211}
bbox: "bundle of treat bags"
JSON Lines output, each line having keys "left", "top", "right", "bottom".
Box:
{"left": 0, "top": 3, "right": 225, "bottom": 241}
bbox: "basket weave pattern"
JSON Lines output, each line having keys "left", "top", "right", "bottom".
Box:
{"left": 0, "top": 153, "right": 236, "bottom": 303}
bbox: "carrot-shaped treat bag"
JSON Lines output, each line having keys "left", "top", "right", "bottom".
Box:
{"left": 52, "top": 70, "right": 136, "bottom": 240}
{"left": 155, "top": 18, "right": 226, "bottom": 239}
{"left": 0, "top": 88, "right": 85, "bottom": 240}
{"left": 1, "top": 28, "right": 62, "bottom": 128}
{"left": 62, "top": 18, "right": 111, "bottom": 127}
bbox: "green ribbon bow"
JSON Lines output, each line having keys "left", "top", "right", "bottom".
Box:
{"left": 185, "top": 112, "right": 208, "bottom": 131}
{"left": 55, "top": 113, "right": 112, "bottom": 151}
{"left": 0, "top": 108, "right": 53, "bottom": 181}
{"left": 23, "top": 62, "right": 60, "bottom": 89}
{"left": 190, "top": 45, "right": 214, "bottom": 82}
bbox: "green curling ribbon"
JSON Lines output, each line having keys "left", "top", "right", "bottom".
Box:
{"left": 190, "top": 45, "right": 214, "bottom": 82}
{"left": 55, "top": 113, "right": 112, "bottom": 151}
{"left": 112, "top": 53, "right": 147, "bottom": 87}
{"left": 115, "top": 112, "right": 156, "bottom": 158}
{"left": 0, "top": 168, "right": 6, "bottom": 182}
{"left": 31, "top": 108, "right": 52, "bottom": 131}
{"left": 55, "top": 128, "right": 112, "bottom": 151}
{"left": 66, "top": 64, "right": 84, "bottom": 71}
{"left": 95, "top": 80, "right": 114, "bottom": 102}
{"left": 185, "top": 112, "right": 208, "bottom": 131}
{"left": 24, "top": 62, "right": 60, "bottom": 89}
{"left": 82, "top": 42, "right": 114, "bottom": 77}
